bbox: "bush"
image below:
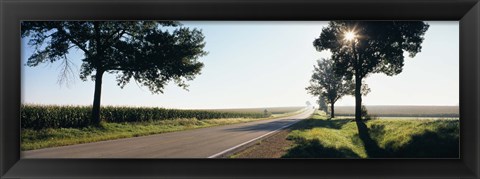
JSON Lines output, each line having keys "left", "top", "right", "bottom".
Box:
{"left": 361, "top": 105, "right": 368, "bottom": 118}
{"left": 361, "top": 105, "right": 378, "bottom": 121}
{"left": 263, "top": 109, "right": 272, "bottom": 117}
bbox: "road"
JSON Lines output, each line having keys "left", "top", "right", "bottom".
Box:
{"left": 22, "top": 108, "right": 314, "bottom": 158}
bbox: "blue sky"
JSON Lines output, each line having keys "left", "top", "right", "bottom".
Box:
{"left": 21, "top": 21, "right": 459, "bottom": 109}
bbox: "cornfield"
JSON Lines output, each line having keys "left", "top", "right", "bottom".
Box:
{"left": 21, "top": 105, "right": 266, "bottom": 129}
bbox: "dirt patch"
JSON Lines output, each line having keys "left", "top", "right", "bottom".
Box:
{"left": 229, "top": 129, "right": 295, "bottom": 158}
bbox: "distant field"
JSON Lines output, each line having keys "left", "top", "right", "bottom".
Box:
{"left": 335, "top": 105, "right": 459, "bottom": 117}
{"left": 207, "top": 106, "right": 305, "bottom": 114}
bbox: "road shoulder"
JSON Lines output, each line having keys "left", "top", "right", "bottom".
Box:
{"left": 227, "top": 110, "right": 314, "bottom": 158}
{"left": 228, "top": 127, "right": 295, "bottom": 158}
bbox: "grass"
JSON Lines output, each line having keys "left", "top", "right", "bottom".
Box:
{"left": 283, "top": 111, "right": 459, "bottom": 158}
{"left": 22, "top": 108, "right": 307, "bottom": 151}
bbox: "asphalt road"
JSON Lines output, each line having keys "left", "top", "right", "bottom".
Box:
{"left": 22, "top": 108, "right": 314, "bottom": 158}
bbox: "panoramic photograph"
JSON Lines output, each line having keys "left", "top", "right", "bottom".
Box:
{"left": 20, "top": 21, "right": 459, "bottom": 158}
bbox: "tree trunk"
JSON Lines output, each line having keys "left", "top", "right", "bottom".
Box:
{"left": 355, "top": 73, "right": 362, "bottom": 122}
{"left": 352, "top": 39, "right": 362, "bottom": 122}
{"left": 91, "top": 70, "right": 104, "bottom": 125}
{"left": 330, "top": 102, "right": 335, "bottom": 118}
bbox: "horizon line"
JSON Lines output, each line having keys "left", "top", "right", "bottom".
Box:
{"left": 21, "top": 103, "right": 460, "bottom": 109}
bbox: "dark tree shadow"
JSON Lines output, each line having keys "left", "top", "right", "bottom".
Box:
{"left": 354, "top": 120, "right": 386, "bottom": 158}
{"left": 282, "top": 139, "right": 360, "bottom": 158}
{"left": 383, "top": 125, "right": 459, "bottom": 158}
{"left": 356, "top": 120, "right": 459, "bottom": 158}
{"left": 283, "top": 117, "right": 459, "bottom": 158}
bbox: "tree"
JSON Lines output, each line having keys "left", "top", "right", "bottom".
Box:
{"left": 264, "top": 109, "right": 271, "bottom": 117}
{"left": 21, "top": 21, "right": 208, "bottom": 125}
{"left": 313, "top": 21, "right": 429, "bottom": 121}
{"left": 316, "top": 95, "right": 328, "bottom": 115}
{"left": 306, "top": 58, "right": 359, "bottom": 118}
{"left": 305, "top": 101, "right": 312, "bottom": 106}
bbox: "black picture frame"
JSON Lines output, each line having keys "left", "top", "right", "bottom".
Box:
{"left": 1, "top": 0, "right": 479, "bottom": 178}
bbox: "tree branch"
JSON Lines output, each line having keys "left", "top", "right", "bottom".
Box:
{"left": 101, "top": 29, "right": 126, "bottom": 54}
{"left": 107, "top": 66, "right": 142, "bottom": 72}
{"left": 55, "top": 27, "right": 90, "bottom": 56}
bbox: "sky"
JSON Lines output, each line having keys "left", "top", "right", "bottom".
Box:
{"left": 21, "top": 21, "right": 459, "bottom": 109}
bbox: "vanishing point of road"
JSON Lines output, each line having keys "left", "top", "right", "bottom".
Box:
{"left": 22, "top": 108, "right": 314, "bottom": 158}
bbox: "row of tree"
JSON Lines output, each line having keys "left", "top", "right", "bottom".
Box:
{"left": 306, "top": 21, "right": 429, "bottom": 121}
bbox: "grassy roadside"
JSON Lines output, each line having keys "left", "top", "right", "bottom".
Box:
{"left": 231, "top": 111, "right": 459, "bottom": 158}
{"left": 22, "top": 108, "right": 307, "bottom": 151}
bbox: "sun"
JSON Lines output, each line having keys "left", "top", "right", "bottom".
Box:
{"left": 344, "top": 31, "right": 357, "bottom": 42}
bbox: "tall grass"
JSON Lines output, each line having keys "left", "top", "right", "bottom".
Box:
{"left": 283, "top": 112, "right": 459, "bottom": 158}
{"left": 21, "top": 104, "right": 266, "bottom": 129}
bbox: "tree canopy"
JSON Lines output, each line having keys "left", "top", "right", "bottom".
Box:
{"left": 22, "top": 21, "right": 207, "bottom": 92}
{"left": 313, "top": 21, "right": 429, "bottom": 80}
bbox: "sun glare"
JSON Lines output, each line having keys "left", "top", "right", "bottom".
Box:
{"left": 344, "top": 31, "right": 356, "bottom": 41}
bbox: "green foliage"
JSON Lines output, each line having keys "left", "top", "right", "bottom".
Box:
{"left": 316, "top": 96, "right": 328, "bottom": 114}
{"left": 283, "top": 112, "right": 459, "bottom": 158}
{"left": 21, "top": 21, "right": 207, "bottom": 92}
{"left": 313, "top": 21, "right": 429, "bottom": 79}
{"left": 306, "top": 58, "right": 358, "bottom": 118}
{"left": 263, "top": 109, "right": 272, "bottom": 117}
{"left": 306, "top": 58, "right": 354, "bottom": 104}
{"left": 21, "top": 105, "right": 265, "bottom": 129}
{"left": 360, "top": 105, "right": 372, "bottom": 120}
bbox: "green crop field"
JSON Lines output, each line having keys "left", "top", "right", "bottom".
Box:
{"left": 21, "top": 104, "right": 268, "bottom": 129}
{"left": 334, "top": 105, "right": 459, "bottom": 117}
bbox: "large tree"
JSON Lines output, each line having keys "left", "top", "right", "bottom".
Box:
{"left": 306, "top": 58, "right": 361, "bottom": 118}
{"left": 313, "top": 21, "right": 429, "bottom": 121}
{"left": 21, "top": 21, "right": 208, "bottom": 125}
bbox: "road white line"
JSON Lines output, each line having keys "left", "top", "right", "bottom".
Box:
{"left": 207, "top": 115, "right": 307, "bottom": 158}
